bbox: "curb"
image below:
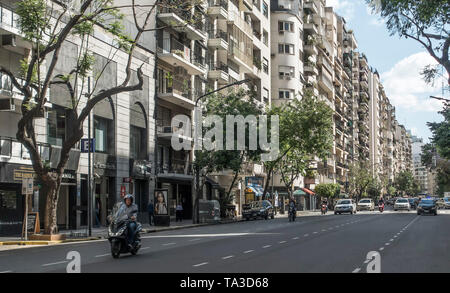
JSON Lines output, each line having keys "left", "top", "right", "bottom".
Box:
{"left": 0, "top": 237, "right": 102, "bottom": 246}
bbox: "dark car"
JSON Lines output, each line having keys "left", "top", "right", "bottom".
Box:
{"left": 243, "top": 200, "right": 274, "bottom": 220}
{"left": 417, "top": 199, "right": 438, "bottom": 216}
{"left": 408, "top": 198, "right": 417, "bottom": 209}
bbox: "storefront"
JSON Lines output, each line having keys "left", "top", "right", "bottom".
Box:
{"left": 0, "top": 163, "right": 32, "bottom": 235}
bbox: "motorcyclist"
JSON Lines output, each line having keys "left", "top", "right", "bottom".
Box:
{"left": 112, "top": 194, "right": 139, "bottom": 249}
{"left": 378, "top": 197, "right": 385, "bottom": 206}
{"left": 321, "top": 199, "right": 328, "bottom": 213}
{"left": 289, "top": 198, "right": 296, "bottom": 213}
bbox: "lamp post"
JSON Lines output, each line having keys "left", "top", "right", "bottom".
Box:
{"left": 192, "top": 79, "right": 250, "bottom": 224}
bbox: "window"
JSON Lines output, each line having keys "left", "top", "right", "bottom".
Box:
{"left": 47, "top": 106, "right": 66, "bottom": 146}
{"left": 278, "top": 21, "right": 294, "bottom": 33}
{"left": 262, "top": 30, "right": 268, "bottom": 46}
{"left": 278, "top": 43, "right": 294, "bottom": 54}
{"left": 130, "top": 125, "right": 145, "bottom": 160}
{"left": 279, "top": 66, "right": 295, "bottom": 79}
{"left": 278, "top": 89, "right": 293, "bottom": 99}
{"left": 263, "top": 88, "right": 269, "bottom": 104}
{"left": 0, "top": 190, "right": 17, "bottom": 209}
{"left": 262, "top": 58, "right": 269, "bottom": 74}
{"left": 94, "top": 116, "right": 111, "bottom": 153}
{"left": 262, "top": 1, "right": 268, "bottom": 18}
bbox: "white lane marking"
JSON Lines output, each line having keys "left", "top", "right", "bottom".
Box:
{"left": 262, "top": 245, "right": 271, "bottom": 249}
{"left": 385, "top": 243, "right": 390, "bottom": 246}
{"left": 304, "top": 234, "right": 309, "bottom": 237}
{"left": 193, "top": 262, "right": 208, "bottom": 267}
{"left": 95, "top": 253, "right": 110, "bottom": 258}
{"left": 142, "top": 232, "right": 278, "bottom": 239}
{"left": 379, "top": 247, "right": 384, "bottom": 251}
{"left": 352, "top": 268, "right": 361, "bottom": 273}
{"left": 188, "top": 238, "right": 201, "bottom": 242}
{"left": 321, "top": 229, "right": 326, "bottom": 232}
{"left": 394, "top": 235, "right": 398, "bottom": 238}
{"left": 279, "top": 241, "right": 287, "bottom": 244}
{"left": 292, "top": 237, "right": 299, "bottom": 240}
{"left": 313, "top": 232, "right": 318, "bottom": 234}
{"left": 335, "top": 226, "right": 339, "bottom": 228}
{"left": 244, "top": 250, "right": 254, "bottom": 254}
{"left": 162, "top": 242, "right": 176, "bottom": 246}
{"left": 42, "top": 260, "right": 68, "bottom": 267}
{"left": 222, "top": 255, "right": 234, "bottom": 260}
{"left": 0, "top": 271, "right": 12, "bottom": 273}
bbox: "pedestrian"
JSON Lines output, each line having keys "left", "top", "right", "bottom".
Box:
{"left": 176, "top": 203, "right": 183, "bottom": 222}
{"left": 147, "top": 201, "right": 154, "bottom": 226}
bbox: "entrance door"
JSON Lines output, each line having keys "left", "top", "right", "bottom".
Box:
{"left": 179, "top": 184, "right": 192, "bottom": 219}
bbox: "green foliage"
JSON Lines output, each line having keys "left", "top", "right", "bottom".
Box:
{"left": 348, "top": 161, "right": 375, "bottom": 200}
{"left": 315, "top": 183, "right": 340, "bottom": 199}
{"left": 427, "top": 104, "right": 450, "bottom": 160}
{"left": 394, "top": 171, "right": 416, "bottom": 195}
{"left": 19, "top": 59, "right": 38, "bottom": 83}
{"left": 78, "top": 53, "right": 95, "bottom": 78}
{"left": 16, "top": 0, "right": 49, "bottom": 41}
{"left": 366, "top": 0, "right": 450, "bottom": 83}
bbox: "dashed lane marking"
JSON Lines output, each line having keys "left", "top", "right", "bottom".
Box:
{"left": 262, "top": 245, "right": 271, "bottom": 248}
{"left": 42, "top": 260, "right": 68, "bottom": 267}
{"left": 222, "top": 255, "right": 234, "bottom": 260}
{"left": 243, "top": 250, "right": 254, "bottom": 254}
{"left": 352, "top": 268, "right": 361, "bottom": 273}
{"left": 193, "top": 262, "right": 208, "bottom": 267}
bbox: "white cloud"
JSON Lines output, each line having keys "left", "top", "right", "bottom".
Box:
{"left": 381, "top": 52, "right": 447, "bottom": 113}
{"left": 326, "top": 0, "right": 356, "bottom": 21}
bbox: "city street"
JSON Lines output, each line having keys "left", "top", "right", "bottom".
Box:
{"left": 1, "top": 208, "right": 449, "bottom": 273}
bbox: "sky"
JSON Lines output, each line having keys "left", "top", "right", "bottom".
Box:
{"left": 326, "top": 0, "right": 448, "bottom": 143}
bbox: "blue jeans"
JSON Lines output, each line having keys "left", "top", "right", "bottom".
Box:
{"left": 127, "top": 221, "right": 137, "bottom": 245}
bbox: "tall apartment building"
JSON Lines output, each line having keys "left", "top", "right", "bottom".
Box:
{"left": 155, "top": 0, "right": 272, "bottom": 217}
{"left": 0, "top": 0, "right": 156, "bottom": 234}
{"left": 411, "top": 136, "right": 429, "bottom": 194}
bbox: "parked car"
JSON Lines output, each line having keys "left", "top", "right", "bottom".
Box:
{"left": 444, "top": 197, "right": 450, "bottom": 209}
{"left": 408, "top": 198, "right": 417, "bottom": 210}
{"left": 394, "top": 198, "right": 410, "bottom": 211}
{"left": 243, "top": 200, "right": 274, "bottom": 221}
{"left": 386, "top": 198, "right": 396, "bottom": 206}
{"left": 357, "top": 199, "right": 374, "bottom": 211}
{"left": 417, "top": 199, "right": 438, "bottom": 216}
{"left": 334, "top": 199, "right": 357, "bottom": 215}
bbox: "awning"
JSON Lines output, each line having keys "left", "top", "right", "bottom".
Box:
{"left": 293, "top": 189, "right": 307, "bottom": 196}
{"left": 301, "top": 187, "right": 315, "bottom": 196}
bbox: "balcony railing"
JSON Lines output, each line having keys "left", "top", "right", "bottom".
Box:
{"left": 209, "top": 0, "right": 228, "bottom": 10}
{"left": 159, "top": 78, "right": 192, "bottom": 100}
{"left": 208, "top": 29, "right": 228, "bottom": 42}
{"left": 0, "top": 72, "right": 50, "bottom": 100}
{"left": 158, "top": 37, "right": 191, "bottom": 62}
{"left": 156, "top": 159, "right": 192, "bottom": 175}
{"left": 208, "top": 62, "right": 228, "bottom": 72}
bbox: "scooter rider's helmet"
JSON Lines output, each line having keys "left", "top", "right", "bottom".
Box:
{"left": 124, "top": 194, "right": 134, "bottom": 204}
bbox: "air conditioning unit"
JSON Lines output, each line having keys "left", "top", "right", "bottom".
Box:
{"left": 2, "top": 35, "right": 16, "bottom": 47}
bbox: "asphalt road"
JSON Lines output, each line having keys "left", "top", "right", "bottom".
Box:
{"left": 0, "top": 208, "right": 449, "bottom": 273}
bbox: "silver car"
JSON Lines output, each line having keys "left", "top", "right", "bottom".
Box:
{"left": 334, "top": 199, "right": 357, "bottom": 215}
{"left": 357, "top": 199, "right": 375, "bottom": 211}
{"left": 394, "top": 198, "right": 411, "bottom": 211}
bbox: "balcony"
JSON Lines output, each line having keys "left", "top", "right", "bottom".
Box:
{"left": 157, "top": 123, "right": 193, "bottom": 142}
{"left": 208, "top": 62, "right": 229, "bottom": 84}
{"left": 0, "top": 136, "right": 80, "bottom": 171}
{"left": 0, "top": 72, "right": 51, "bottom": 108}
{"left": 319, "top": 70, "right": 334, "bottom": 94}
{"left": 157, "top": 38, "right": 206, "bottom": 75}
{"left": 227, "top": 11, "right": 253, "bottom": 38}
{"left": 157, "top": 8, "right": 206, "bottom": 41}
{"left": 303, "top": 23, "right": 319, "bottom": 34}
{"left": 157, "top": 79, "right": 194, "bottom": 110}
{"left": 304, "top": 1, "right": 319, "bottom": 14}
{"left": 207, "top": 0, "right": 228, "bottom": 19}
{"left": 304, "top": 65, "right": 319, "bottom": 75}
{"left": 304, "top": 44, "right": 318, "bottom": 56}
{"left": 228, "top": 44, "right": 253, "bottom": 73}
{"left": 156, "top": 159, "right": 193, "bottom": 179}
{"left": 207, "top": 29, "right": 228, "bottom": 50}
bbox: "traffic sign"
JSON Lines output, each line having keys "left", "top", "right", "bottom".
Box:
{"left": 22, "top": 178, "right": 33, "bottom": 195}
{"left": 81, "top": 138, "right": 95, "bottom": 153}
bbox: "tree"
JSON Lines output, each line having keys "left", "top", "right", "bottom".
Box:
{"left": 348, "top": 161, "right": 374, "bottom": 201}
{"left": 0, "top": 0, "right": 203, "bottom": 234}
{"left": 262, "top": 89, "right": 334, "bottom": 198}
{"left": 367, "top": 179, "right": 382, "bottom": 200}
{"left": 367, "top": 0, "right": 450, "bottom": 85}
{"left": 427, "top": 103, "right": 450, "bottom": 160}
{"left": 394, "top": 171, "right": 416, "bottom": 196}
{"left": 194, "top": 89, "right": 264, "bottom": 209}
{"left": 314, "top": 183, "right": 340, "bottom": 200}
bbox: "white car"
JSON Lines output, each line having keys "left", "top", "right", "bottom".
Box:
{"left": 334, "top": 199, "right": 357, "bottom": 215}
{"left": 394, "top": 198, "right": 411, "bottom": 211}
{"left": 357, "top": 199, "right": 375, "bottom": 211}
{"left": 444, "top": 197, "right": 450, "bottom": 209}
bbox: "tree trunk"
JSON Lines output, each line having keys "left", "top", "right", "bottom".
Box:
{"left": 262, "top": 167, "right": 273, "bottom": 200}
{"left": 42, "top": 174, "right": 62, "bottom": 235}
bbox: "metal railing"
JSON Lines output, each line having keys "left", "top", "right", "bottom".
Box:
{"left": 208, "top": 62, "right": 228, "bottom": 72}
{"left": 158, "top": 37, "right": 191, "bottom": 63}
{"left": 208, "top": 0, "right": 228, "bottom": 10}
{"left": 156, "top": 159, "right": 192, "bottom": 175}
{"left": 208, "top": 29, "right": 228, "bottom": 42}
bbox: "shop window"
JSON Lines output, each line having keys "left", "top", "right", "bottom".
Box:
{"left": 0, "top": 190, "right": 17, "bottom": 209}
{"left": 94, "top": 116, "right": 112, "bottom": 153}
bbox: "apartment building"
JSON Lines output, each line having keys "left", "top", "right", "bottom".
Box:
{"left": 411, "top": 136, "right": 429, "bottom": 194}
{"left": 0, "top": 0, "right": 156, "bottom": 234}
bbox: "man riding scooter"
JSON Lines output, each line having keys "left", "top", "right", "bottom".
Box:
{"left": 378, "top": 197, "right": 385, "bottom": 213}
{"left": 321, "top": 199, "right": 328, "bottom": 215}
{"left": 122, "top": 194, "right": 139, "bottom": 249}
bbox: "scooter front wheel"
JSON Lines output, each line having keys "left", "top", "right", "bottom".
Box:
{"left": 111, "top": 240, "right": 121, "bottom": 259}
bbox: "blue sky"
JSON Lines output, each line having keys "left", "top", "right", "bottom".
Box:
{"left": 326, "top": 0, "right": 448, "bottom": 143}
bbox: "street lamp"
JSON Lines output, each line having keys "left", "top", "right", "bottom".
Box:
{"left": 192, "top": 79, "right": 251, "bottom": 224}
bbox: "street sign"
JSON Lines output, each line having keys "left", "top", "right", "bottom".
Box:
{"left": 80, "top": 138, "right": 95, "bottom": 153}
{"left": 22, "top": 178, "right": 33, "bottom": 195}
{"left": 120, "top": 185, "right": 126, "bottom": 197}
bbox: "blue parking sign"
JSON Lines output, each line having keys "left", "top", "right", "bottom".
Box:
{"left": 81, "top": 138, "right": 95, "bottom": 153}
